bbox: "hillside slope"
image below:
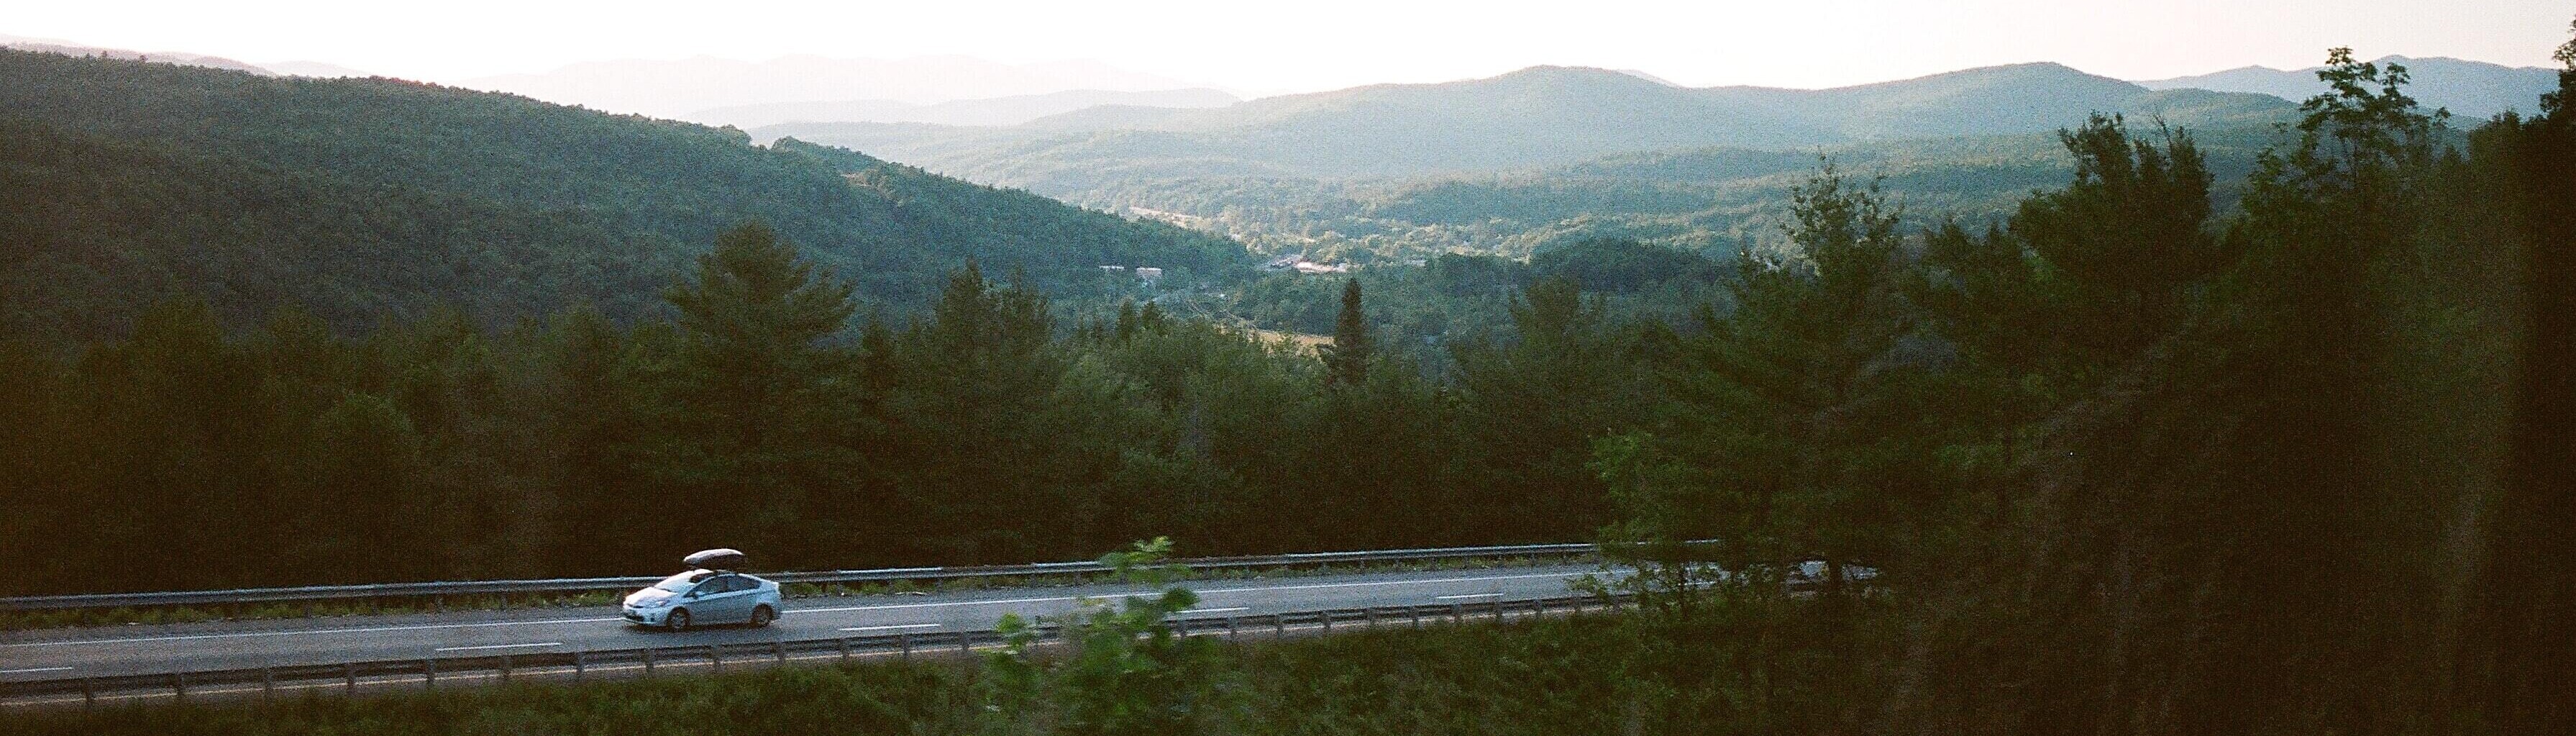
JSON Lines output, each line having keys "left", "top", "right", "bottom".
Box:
{"left": 0, "top": 50, "right": 1244, "bottom": 339}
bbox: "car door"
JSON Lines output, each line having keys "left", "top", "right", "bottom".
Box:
{"left": 689, "top": 575, "right": 747, "bottom": 623}
{"left": 718, "top": 575, "right": 759, "bottom": 622}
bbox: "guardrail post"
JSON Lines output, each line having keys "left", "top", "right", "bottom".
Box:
{"left": 499, "top": 654, "right": 512, "bottom": 681}
{"left": 708, "top": 645, "right": 721, "bottom": 673}
{"left": 1411, "top": 606, "right": 1422, "bottom": 628}
{"left": 643, "top": 649, "right": 654, "bottom": 676}
{"left": 262, "top": 665, "right": 275, "bottom": 700}
{"left": 81, "top": 677, "right": 94, "bottom": 710}
{"left": 1225, "top": 616, "right": 1238, "bottom": 638}
{"left": 899, "top": 633, "right": 912, "bottom": 660}
{"left": 172, "top": 672, "right": 185, "bottom": 703}
{"left": 1492, "top": 600, "right": 1504, "bottom": 622}
{"left": 772, "top": 642, "right": 787, "bottom": 664}
{"left": 1320, "top": 610, "right": 1332, "bottom": 632}
{"left": 1366, "top": 609, "right": 1379, "bottom": 628}
{"left": 572, "top": 652, "right": 585, "bottom": 682}
{"left": 1274, "top": 615, "right": 1285, "bottom": 637}
{"left": 956, "top": 632, "right": 969, "bottom": 658}
{"left": 347, "top": 663, "right": 359, "bottom": 694}
{"left": 424, "top": 658, "right": 436, "bottom": 691}
{"left": 836, "top": 637, "right": 851, "bottom": 661}
{"left": 1451, "top": 603, "right": 1463, "bottom": 623}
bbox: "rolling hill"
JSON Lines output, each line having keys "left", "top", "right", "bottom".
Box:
{"left": 460, "top": 55, "right": 1218, "bottom": 119}
{"left": 2137, "top": 55, "right": 2559, "bottom": 120}
{"left": 0, "top": 49, "right": 1246, "bottom": 340}
{"left": 685, "top": 88, "right": 1240, "bottom": 129}
{"left": 757, "top": 63, "right": 2298, "bottom": 186}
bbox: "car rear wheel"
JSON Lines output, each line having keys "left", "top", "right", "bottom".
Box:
{"left": 666, "top": 608, "right": 691, "bottom": 632}
{"left": 750, "top": 605, "right": 775, "bottom": 627}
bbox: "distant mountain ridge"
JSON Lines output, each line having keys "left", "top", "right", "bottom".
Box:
{"left": 2137, "top": 55, "right": 2559, "bottom": 119}
{"left": 461, "top": 55, "right": 1219, "bottom": 119}
{"left": 686, "top": 88, "right": 1240, "bottom": 129}
{"left": 0, "top": 34, "right": 273, "bottom": 76}
{"left": 757, "top": 63, "right": 2298, "bottom": 186}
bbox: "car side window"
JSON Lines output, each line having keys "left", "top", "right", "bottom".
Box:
{"left": 729, "top": 576, "right": 756, "bottom": 593}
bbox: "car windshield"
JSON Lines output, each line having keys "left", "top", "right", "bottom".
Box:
{"left": 651, "top": 571, "right": 713, "bottom": 592}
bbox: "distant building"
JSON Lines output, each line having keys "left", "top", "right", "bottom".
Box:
{"left": 1136, "top": 267, "right": 1165, "bottom": 282}
{"left": 1099, "top": 265, "right": 1129, "bottom": 272}
{"left": 1262, "top": 253, "right": 1351, "bottom": 275}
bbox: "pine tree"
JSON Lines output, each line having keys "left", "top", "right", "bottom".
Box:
{"left": 661, "top": 222, "right": 859, "bottom": 549}
{"left": 1321, "top": 278, "right": 1371, "bottom": 389}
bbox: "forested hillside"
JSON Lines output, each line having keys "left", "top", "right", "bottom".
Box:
{"left": 0, "top": 50, "right": 1245, "bottom": 340}
{"left": 1051, "top": 124, "right": 2290, "bottom": 278}
{"left": 741, "top": 65, "right": 2297, "bottom": 275}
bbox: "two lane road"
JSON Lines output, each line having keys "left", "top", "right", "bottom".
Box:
{"left": 1, "top": 565, "right": 1601, "bottom": 681}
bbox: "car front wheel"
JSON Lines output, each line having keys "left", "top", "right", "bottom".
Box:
{"left": 750, "top": 605, "right": 775, "bottom": 627}
{"left": 666, "top": 609, "right": 691, "bottom": 632}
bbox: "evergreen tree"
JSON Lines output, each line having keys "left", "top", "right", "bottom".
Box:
{"left": 1451, "top": 276, "right": 1642, "bottom": 541}
{"left": 1637, "top": 162, "right": 1917, "bottom": 589}
{"left": 662, "top": 222, "right": 860, "bottom": 553}
{"left": 1321, "top": 278, "right": 1371, "bottom": 389}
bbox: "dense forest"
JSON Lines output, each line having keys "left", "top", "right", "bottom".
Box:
{"left": 0, "top": 224, "right": 1646, "bottom": 591}
{"left": 1, "top": 24, "right": 2571, "bottom": 735}
{"left": 0, "top": 50, "right": 1243, "bottom": 340}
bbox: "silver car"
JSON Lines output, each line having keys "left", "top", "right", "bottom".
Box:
{"left": 622, "top": 569, "right": 784, "bottom": 630}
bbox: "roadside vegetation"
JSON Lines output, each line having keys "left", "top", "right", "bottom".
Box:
{"left": 1, "top": 600, "right": 1876, "bottom": 736}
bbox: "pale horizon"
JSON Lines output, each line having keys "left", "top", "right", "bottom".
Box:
{"left": 11, "top": 0, "right": 2569, "bottom": 99}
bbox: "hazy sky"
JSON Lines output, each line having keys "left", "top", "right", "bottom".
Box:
{"left": 13, "top": 0, "right": 2571, "bottom": 93}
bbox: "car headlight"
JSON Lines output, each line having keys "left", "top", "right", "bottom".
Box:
{"left": 633, "top": 598, "right": 670, "bottom": 608}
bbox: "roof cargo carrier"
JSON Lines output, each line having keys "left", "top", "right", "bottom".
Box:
{"left": 683, "top": 548, "right": 746, "bottom": 571}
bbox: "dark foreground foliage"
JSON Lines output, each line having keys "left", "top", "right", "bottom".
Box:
{"left": 0, "top": 601, "right": 1894, "bottom": 736}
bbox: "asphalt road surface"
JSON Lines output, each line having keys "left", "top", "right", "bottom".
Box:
{"left": 0, "top": 564, "right": 1599, "bottom": 681}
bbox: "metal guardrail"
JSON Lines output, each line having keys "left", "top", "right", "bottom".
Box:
{"left": 0, "top": 543, "right": 1597, "bottom": 612}
{"left": 0, "top": 593, "right": 1630, "bottom": 708}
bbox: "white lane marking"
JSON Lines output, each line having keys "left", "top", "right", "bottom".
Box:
{"left": 839, "top": 623, "right": 941, "bottom": 632}
{"left": 1178, "top": 607, "right": 1249, "bottom": 615}
{"left": 1435, "top": 594, "right": 1500, "bottom": 600}
{"left": 1195, "top": 572, "right": 1571, "bottom": 596}
{"left": 796, "top": 571, "right": 1575, "bottom": 615}
{"left": 434, "top": 642, "right": 563, "bottom": 652}
{"left": 0, "top": 666, "right": 71, "bottom": 674}
{"left": 5, "top": 617, "right": 623, "bottom": 649}
{"left": 798, "top": 594, "right": 1076, "bottom": 614}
